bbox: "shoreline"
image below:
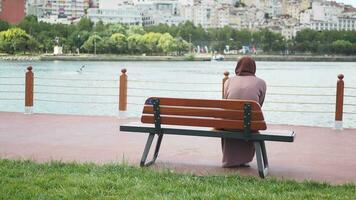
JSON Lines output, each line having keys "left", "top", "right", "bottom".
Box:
{"left": 1, "top": 54, "right": 356, "bottom": 62}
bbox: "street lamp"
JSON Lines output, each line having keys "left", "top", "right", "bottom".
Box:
{"left": 77, "top": 34, "right": 80, "bottom": 55}
{"left": 189, "top": 34, "right": 192, "bottom": 53}
{"left": 93, "top": 34, "right": 97, "bottom": 55}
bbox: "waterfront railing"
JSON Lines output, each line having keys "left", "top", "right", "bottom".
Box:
{"left": 0, "top": 66, "right": 355, "bottom": 130}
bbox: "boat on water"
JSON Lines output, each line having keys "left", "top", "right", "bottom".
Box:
{"left": 212, "top": 54, "right": 224, "bottom": 61}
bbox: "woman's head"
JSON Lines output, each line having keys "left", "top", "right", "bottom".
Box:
{"left": 235, "top": 57, "right": 256, "bottom": 76}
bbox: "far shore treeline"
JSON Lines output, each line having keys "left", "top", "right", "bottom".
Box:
{"left": 1, "top": 16, "right": 356, "bottom": 55}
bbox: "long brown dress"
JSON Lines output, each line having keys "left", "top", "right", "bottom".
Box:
{"left": 222, "top": 59, "right": 266, "bottom": 167}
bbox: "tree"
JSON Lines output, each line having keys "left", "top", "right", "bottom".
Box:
{"left": 142, "top": 32, "right": 162, "bottom": 54}
{"left": 77, "top": 17, "right": 94, "bottom": 32}
{"left": 81, "top": 34, "right": 102, "bottom": 53}
{"left": 0, "top": 40, "right": 12, "bottom": 54}
{"left": 252, "top": 29, "right": 285, "bottom": 52}
{"left": 67, "top": 30, "right": 90, "bottom": 53}
{"left": 331, "top": 40, "right": 353, "bottom": 55}
{"left": 103, "top": 24, "right": 126, "bottom": 37}
{"left": 18, "top": 15, "right": 39, "bottom": 36}
{"left": 26, "top": 37, "right": 40, "bottom": 53}
{"left": 127, "top": 34, "right": 147, "bottom": 54}
{"left": 127, "top": 25, "right": 146, "bottom": 35}
{"left": 0, "top": 20, "right": 10, "bottom": 32}
{"left": 110, "top": 33, "right": 127, "bottom": 53}
{"left": 174, "top": 37, "right": 189, "bottom": 55}
{"left": 0, "top": 28, "right": 30, "bottom": 54}
{"left": 94, "top": 20, "right": 105, "bottom": 32}
{"left": 158, "top": 33, "right": 176, "bottom": 54}
{"left": 177, "top": 21, "right": 207, "bottom": 45}
{"left": 294, "top": 29, "right": 319, "bottom": 52}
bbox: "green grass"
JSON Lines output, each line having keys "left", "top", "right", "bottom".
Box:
{"left": 0, "top": 159, "right": 355, "bottom": 200}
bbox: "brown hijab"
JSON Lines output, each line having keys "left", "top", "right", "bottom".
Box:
{"left": 235, "top": 57, "right": 256, "bottom": 76}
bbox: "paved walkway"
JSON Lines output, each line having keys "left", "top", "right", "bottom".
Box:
{"left": 0, "top": 112, "right": 355, "bottom": 185}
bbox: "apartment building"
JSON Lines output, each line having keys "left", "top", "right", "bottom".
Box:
{"left": 87, "top": 5, "right": 142, "bottom": 25}
{"left": 0, "top": 0, "right": 26, "bottom": 24}
{"left": 300, "top": 1, "right": 356, "bottom": 31}
{"left": 42, "top": 0, "right": 88, "bottom": 19}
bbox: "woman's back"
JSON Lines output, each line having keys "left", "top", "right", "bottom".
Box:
{"left": 224, "top": 76, "right": 266, "bottom": 106}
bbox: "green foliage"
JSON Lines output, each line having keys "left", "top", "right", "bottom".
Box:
{"left": 252, "top": 28, "right": 285, "bottom": 52}
{"left": 127, "top": 25, "right": 146, "bottom": 36}
{"left": 127, "top": 34, "right": 145, "bottom": 54}
{"left": 331, "top": 40, "right": 353, "bottom": 55}
{"left": 142, "top": 32, "right": 162, "bottom": 54}
{"left": 77, "top": 17, "right": 94, "bottom": 32}
{"left": 158, "top": 33, "right": 176, "bottom": 54}
{"left": 0, "top": 160, "right": 355, "bottom": 200}
{"left": 174, "top": 37, "right": 189, "bottom": 55}
{"left": 0, "top": 28, "right": 34, "bottom": 54}
{"left": 110, "top": 33, "right": 127, "bottom": 53}
{"left": 0, "top": 20, "right": 10, "bottom": 32}
{"left": 2, "top": 17, "right": 356, "bottom": 55}
{"left": 81, "top": 34, "right": 102, "bottom": 53}
{"left": 185, "top": 53, "right": 195, "bottom": 61}
{"left": 293, "top": 29, "right": 356, "bottom": 54}
{"left": 103, "top": 24, "right": 126, "bottom": 37}
{"left": 26, "top": 37, "right": 40, "bottom": 53}
{"left": 93, "top": 20, "right": 105, "bottom": 33}
{"left": 179, "top": 22, "right": 207, "bottom": 43}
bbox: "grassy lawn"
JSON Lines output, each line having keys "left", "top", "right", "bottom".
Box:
{"left": 0, "top": 159, "right": 355, "bottom": 200}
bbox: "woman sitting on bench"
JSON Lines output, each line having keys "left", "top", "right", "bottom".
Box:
{"left": 222, "top": 57, "right": 267, "bottom": 168}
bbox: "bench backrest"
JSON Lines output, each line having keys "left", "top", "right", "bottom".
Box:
{"left": 141, "top": 97, "right": 267, "bottom": 131}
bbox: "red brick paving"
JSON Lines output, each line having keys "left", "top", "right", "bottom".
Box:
{"left": 0, "top": 112, "right": 355, "bottom": 185}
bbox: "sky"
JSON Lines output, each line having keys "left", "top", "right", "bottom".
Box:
{"left": 336, "top": 0, "right": 356, "bottom": 7}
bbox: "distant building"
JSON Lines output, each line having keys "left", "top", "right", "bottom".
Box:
{"left": 193, "top": 1, "right": 216, "bottom": 28}
{"left": 87, "top": 5, "right": 142, "bottom": 25}
{"left": 229, "top": 5, "right": 265, "bottom": 30}
{"left": 300, "top": 1, "right": 356, "bottom": 31}
{"left": 0, "top": 0, "right": 26, "bottom": 24}
{"left": 215, "top": 4, "right": 230, "bottom": 28}
{"left": 137, "top": 1, "right": 184, "bottom": 26}
{"left": 42, "top": 0, "right": 88, "bottom": 20}
{"left": 26, "top": 0, "right": 44, "bottom": 17}
{"left": 99, "top": 0, "right": 121, "bottom": 9}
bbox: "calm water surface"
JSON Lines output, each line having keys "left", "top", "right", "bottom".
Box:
{"left": 0, "top": 60, "right": 355, "bottom": 128}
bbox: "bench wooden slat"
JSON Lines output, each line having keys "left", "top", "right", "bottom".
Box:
{"left": 141, "top": 115, "right": 267, "bottom": 130}
{"left": 143, "top": 106, "right": 265, "bottom": 121}
{"left": 145, "top": 97, "right": 262, "bottom": 111}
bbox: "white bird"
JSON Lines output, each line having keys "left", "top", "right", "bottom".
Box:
{"left": 77, "top": 65, "right": 85, "bottom": 73}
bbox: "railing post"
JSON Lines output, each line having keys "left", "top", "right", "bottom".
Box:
{"left": 222, "top": 71, "right": 229, "bottom": 99}
{"left": 335, "top": 74, "right": 344, "bottom": 130}
{"left": 119, "top": 68, "right": 127, "bottom": 111}
{"left": 25, "top": 66, "right": 34, "bottom": 114}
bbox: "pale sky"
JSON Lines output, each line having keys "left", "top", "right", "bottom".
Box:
{"left": 336, "top": 0, "right": 356, "bottom": 7}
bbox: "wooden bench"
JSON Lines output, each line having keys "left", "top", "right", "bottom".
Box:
{"left": 120, "top": 97, "right": 295, "bottom": 178}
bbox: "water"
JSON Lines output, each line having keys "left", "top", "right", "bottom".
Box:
{"left": 1, "top": 60, "right": 356, "bottom": 128}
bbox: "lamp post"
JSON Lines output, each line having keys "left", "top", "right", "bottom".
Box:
{"left": 189, "top": 34, "right": 192, "bottom": 53}
{"left": 228, "top": 38, "right": 234, "bottom": 54}
{"left": 77, "top": 34, "right": 80, "bottom": 55}
{"left": 94, "top": 34, "right": 97, "bottom": 55}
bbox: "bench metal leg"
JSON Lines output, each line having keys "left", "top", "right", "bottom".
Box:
{"left": 254, "top": 141, "right": 269, "bottom": 178}
{"left": 140, "top": 133, "right": 163, "bottom": 167}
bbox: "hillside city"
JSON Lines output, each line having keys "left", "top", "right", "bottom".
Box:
{"left": 0, "top": 0, "right": 355, "bottom": 40}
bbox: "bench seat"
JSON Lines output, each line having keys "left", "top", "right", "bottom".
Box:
{"left": 119, "top": 97, "right": 296, "bottom": 178}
